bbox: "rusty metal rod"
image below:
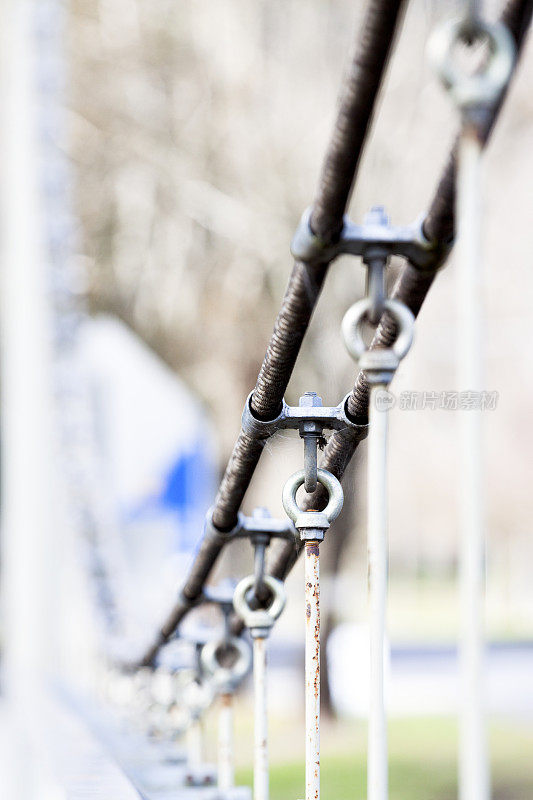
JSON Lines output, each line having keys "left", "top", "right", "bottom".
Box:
{"left": 305, "top": 541, "right": 321, "bottom": 800}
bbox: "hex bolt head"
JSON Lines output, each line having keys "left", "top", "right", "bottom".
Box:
{"left": 299, "top": 391, "right": 323, "bottom": 408}
{"left": 364, "top": 205, "right": 390, "bottom": 227}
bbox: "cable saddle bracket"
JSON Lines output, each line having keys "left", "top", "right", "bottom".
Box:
{"left": 291, "top": 204, "right": 450, "bottom": 272}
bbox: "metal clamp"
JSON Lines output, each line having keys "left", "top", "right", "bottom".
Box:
{"left": 203, "top": 509, "right": 246, "bottom": 542}
{"left": 342, "top": 297, "right": 415, "bottom": 385}
{"left": 173, "top": 584, "right": 240, "bottom": 667}
{"left": 236, "top": 507, "right": 297, "bottom": 542}
{"left": 282, "top": 468, "right": 344, "bottom": 542}
{"left": 233, "top": 574, "right": 286, "bottom": 639}
{"left": 200, "top": 636, "right": 252, "bottom": 693}
{"left": 290, "top": 205, "right": 448, "bottom": 272}
{"left": 429, "top": 16, "right": 515, "bottom": 119}
{"left": 202, "top": 508, "right": 295, "bottom": 606}
{"left": 203, "top": 506, "right": 296, "bottom": 544}
{"left": 241, "top": 390, "right": 368, "bottom": 441}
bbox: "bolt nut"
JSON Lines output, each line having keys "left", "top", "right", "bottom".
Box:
{"left": 298, "top": 526, "right": 327, "bottom": 543}
{"left": 294, "top": 511, "right": 330, "bottom": 536}
{"left": 204, "top": 507, "right": 244, "bottom": 542}
{"left": 299, "top": 392, "right": 323, "bottom": 407}
{"left": 299, "top": 420, "right": 323, "bottom": 436}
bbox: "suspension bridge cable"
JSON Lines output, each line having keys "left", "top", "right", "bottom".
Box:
{"left": 261, "top": 0, "right": 532, "bottom": 591}
{"left": 138, "top": 0, "right": 406, "bottom": 668}
{"left": 139, "top": 0, "right": 531, "bottom": 666}
{"left": 214, "top": 0, "right": 406, "bottom": 531}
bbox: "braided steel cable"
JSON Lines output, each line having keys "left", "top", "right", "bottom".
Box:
{"left": 138, "top": 0, "right": 406, "bottom": 668}
{"left": 261, "top": 0, "right": 533, "bottom": 594}
{"left": 140, "top": 0, "right": 531, "bottom": 665}
{"left": 214, "top": 0, "right": 406, "bottom": 529}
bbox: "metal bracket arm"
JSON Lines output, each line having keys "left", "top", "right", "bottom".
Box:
{"left": 241, "top": 391, "right": 368, "bottom": 441}
{"left": 291, "top": 206, "right": 450, "bottom": 271}
{"left": 203, "top": 506, "right": 297, "bottom": 545}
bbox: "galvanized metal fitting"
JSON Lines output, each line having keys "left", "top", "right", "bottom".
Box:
{"left": 282, "top": 468, "right": 344, "bottom": 542}
{"left": 200, "top": 635, "right": 252, "bottom": 693}
{"left": 290, "top": 205, "right": 448, "bottom": 272}
{"left": 232, "top": 574, "right": 286, "bottom": 639}
{"left": 204, "top": 507, "right": 245, "bottom": 542}
{"left": 241, "top": 390, "right": 367, "bottom": 441}
{"left": 174, "top": 582, "right": 240, "bottom": 648}
{"left": 234, "top": 507, "right": 297, "bottom": 543}
{"left": 225, "top": 507, "right": 296, "bottom": 599}
{"left": 429, "top": 15, "right": 515, "bottom": 123}
{"left": 342, "top": 297, "right": 415, "bottom": 385}
{"left": 203, "top": 506, "right": 296, "bottom": 549}
{"left": 201, "top": 584, "right": 241, "bottom": 627}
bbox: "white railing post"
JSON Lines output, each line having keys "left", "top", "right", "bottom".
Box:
{"left": 343, "top": 291, "right": 414, "bottom": 800}
{"left": 430, "top": 14, "right": 515, "bottom": 800}
{"left": 218, "top": 692, "right": 235, "bottom": 792}
{"left": 0, "top": 0, "right": 60, "bottom": 694}
{"left": 367, "top": 386, "right": 389, "bottom": 800}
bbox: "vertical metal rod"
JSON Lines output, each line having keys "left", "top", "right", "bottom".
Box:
{"left": 218, "top": 693, "right": 235, "bottom": 792}
{"left": 305, "top": 541, "right": 320, "bottom": 800}
{"left": 254, "top": 542, "right": 267, "bottom": 598}
{"left": 457, "top": 128, "right": 489, "bottom": 800}
{"left": 187, "top": 718, "right": 203, "bottom": 769}
{"left": 366, "top": 257, "right": 387, "bottom": 325}
{"left": 303, "top": 437, "right": 319, "bottom": 494}
{"left": 367, "top": 385, "right": 389, "bottom": 800}
{"left": 253, "top": 636, "right": 269, "bottom": 800}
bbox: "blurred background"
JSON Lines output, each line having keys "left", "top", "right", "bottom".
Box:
{"left": 1, "top": 0, "right": 533, "bottom": 798}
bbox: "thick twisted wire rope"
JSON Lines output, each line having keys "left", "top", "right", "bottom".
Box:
{"left": 214, "top": 0, "right": 406, "bottom": 527}
{"left": 140, "top": 0, "right": 532, "bottom": 663}
{"left": 138, "top": 0, "right": 405, "bottom": 668}
{"left": 262, "top": 0, "right": 533, "bottom": 589}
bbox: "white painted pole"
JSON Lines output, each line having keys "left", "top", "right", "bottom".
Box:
{"left": 0, "top": 0, "right": 61, "bottom": 694}
{"left": 253, "top": 636, "right": 269, "bottom": 800}
{"left": 187, "top": 718, "right": 204, "bottom": 769}
{"left": 305, "top": 541, "right": 320, "bottom": 800}
{"left": 367, "top": 385, "right": 389, "bottom": 800}
{"left": 218, "top": 692, "right": 235, "bottom": 792}
{"left": 457, "top": 129, "right": 490, "bottom": 800}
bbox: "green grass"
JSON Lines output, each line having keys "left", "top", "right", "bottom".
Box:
{"left": 234, "top": 718, "right": 533, "bottom": 800}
